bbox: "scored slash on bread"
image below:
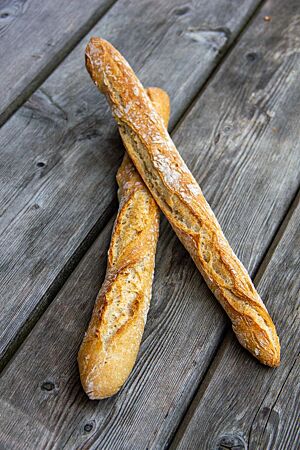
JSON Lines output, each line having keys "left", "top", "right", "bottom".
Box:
{"left": 85, "top": 37, "right": 280, "bottom": 369}
{"left": 78, "top": 87, "right": 170, "bottom": 399}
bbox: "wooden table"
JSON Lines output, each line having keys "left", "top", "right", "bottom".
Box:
{"left": 0, "top": 0, "right": 299, "bottom": 448}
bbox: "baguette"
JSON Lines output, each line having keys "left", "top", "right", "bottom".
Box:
{"left": 85, "top": 37, "right": 280, "bottom": 367}
{"left": 78, "top": 87, "right": 170, "bottom": 399}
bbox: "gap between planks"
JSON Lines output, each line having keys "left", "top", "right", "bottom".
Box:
{"left": 0, "top": 199, "right": 117, "bottom": 372}
{"left": 171, "top": 0, "right": 267, "bottom": 136}
{"left": 0, "top": 0, "right": 117, "bottom": 128}
{"left": 254, "top": 188, "right": 300, "bottom": 285}
{"left": 170, "top": 186, "right": 300, "bottom": 449}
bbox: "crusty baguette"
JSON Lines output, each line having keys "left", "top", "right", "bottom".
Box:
{"left": 85, "top": 37, "right": 280, "bottom": 367}
{"left": 78, "top": 87, "right": 170, "bottom": 399}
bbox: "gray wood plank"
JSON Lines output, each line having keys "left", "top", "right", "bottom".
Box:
{"left": 0, "top": 0, "right": 262, "bottom": 364}
{"left": 0, "top": 0, "right": 299, "bottom": 447}
{"left": 173, "top": 194, "right": 300, "bottom": 450}
{"left": 0, "top": 0, "right": 116, "bottom": 125}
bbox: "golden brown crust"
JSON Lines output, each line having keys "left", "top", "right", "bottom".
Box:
{"left": 78, "top": 87, "right": 170, "bottom": 399}
{"left": 85, "top": 37, "right": 280, "bottom": 367}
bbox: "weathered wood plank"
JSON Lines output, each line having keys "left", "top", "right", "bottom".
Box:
{"left": 173, "top": 194, "right": 300, "bottom": 450}
{"left": 0, "top": 0, "right": 262, "bottom": 364}
{"left": 0, "top": 0, "right": 299, "bottom": 447}
{"left": 0, "top": 0, "right": 116, "bottom": 125}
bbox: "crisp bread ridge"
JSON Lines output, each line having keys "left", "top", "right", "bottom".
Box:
{"left": 78, "top": 87, "right": 170, "bottom": 399}
{"left": 85, "top": 37, "right": 280, "bottom": 368}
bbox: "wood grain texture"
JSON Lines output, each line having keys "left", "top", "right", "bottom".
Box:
{"left": 173, "top": 195, "right": 300, "bottom": 450}
{"left": 0, "top": 0, "right": 261, "bottom": 364}
{"left": 0, "top": 0, "right": 299, "bottom": 447}
{"left": 0, "top": 0, "right": 116, "bottom": 125}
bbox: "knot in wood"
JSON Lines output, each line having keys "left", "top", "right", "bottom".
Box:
{"left": 41, "top": 381, "right": 55, "bottom": 391}
{"left": 215, "top": 434, "right": 246, "bottom": 450}
{"left": 83, "top": 421, "right": 95, "bottom": 433}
